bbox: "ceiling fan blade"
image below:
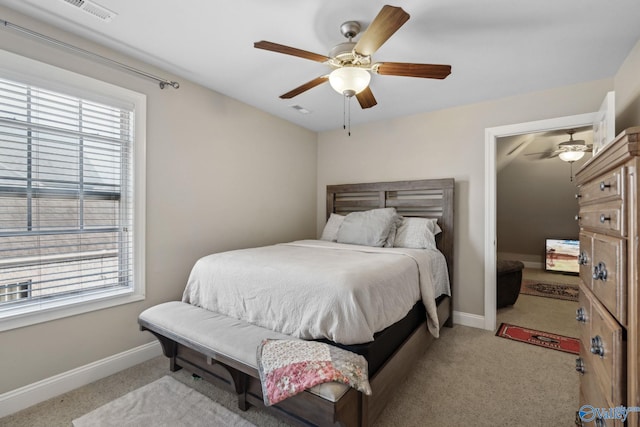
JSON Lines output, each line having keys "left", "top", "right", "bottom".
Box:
{"left": 279, "top": 75, "right": 329, "bottom": 99}
{"left": 354, "top": 5, "right": 410, "bottom": 56}
{"left": 356, "top": 86, "right": 377, "bottom": 109}
{"left": 525, "top": 151, "right": 559, "bottom": 159}
{"left": 254, "top": 40, "right": 329, "bottom": 63}
{"left": 506, "top": 141, "right": 528, "bottom": 156}
{"left": 375, "top": 62, "right": 451, "bottom": 79}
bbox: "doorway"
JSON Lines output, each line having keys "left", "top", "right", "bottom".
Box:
{"left": 483, "top": 113, "right": 596, "bottom": 331}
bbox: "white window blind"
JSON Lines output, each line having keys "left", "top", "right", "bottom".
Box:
{"left": 0, "top": 76, "right": 135, "bottom": 315}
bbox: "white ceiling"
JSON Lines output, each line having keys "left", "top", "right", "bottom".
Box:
{"left": 1, "top": 0, "right": 640, "bottom": 132}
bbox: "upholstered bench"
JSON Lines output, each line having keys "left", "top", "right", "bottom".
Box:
{"left": 138, "top": 301, "right": 349, "bottom": 403}
{"left": 496, "top": 260, "right": 525, "bottom": 308}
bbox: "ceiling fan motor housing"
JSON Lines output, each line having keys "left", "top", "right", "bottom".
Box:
{"left": 329, "top": 21, "right": 370, "bottom": 68}
{"left": 340, "top": 21, "right": 361, "bottom": 39}
{"left": 329, "top": 41, "right": 358, "bottom": 65}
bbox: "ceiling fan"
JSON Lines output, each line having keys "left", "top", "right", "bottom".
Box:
{"left": 525, "top": 130, "right": 592, "bottom": 162}
{"left": 253, "top": 5, "right": 452, "bottom": 109}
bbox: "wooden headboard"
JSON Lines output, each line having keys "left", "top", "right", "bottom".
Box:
{"left": 326, "top": 178, "right": 455, "bottom": 290}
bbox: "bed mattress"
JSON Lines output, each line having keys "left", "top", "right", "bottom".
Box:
{"left": 182, "top": 240, "right": 450, "bottom": 344}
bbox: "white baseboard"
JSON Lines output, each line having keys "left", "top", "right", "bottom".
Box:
{"left": 453, "top": 310, "right": 486, "bottom": 329}
{"left": 497, "top": 252, "right": 544, "bottom": 270}
{"left": 0, "top": 341, "right": 162, "bottom": 418}
{"left": 522, "top": 261, "right": 544, "bottom": 270}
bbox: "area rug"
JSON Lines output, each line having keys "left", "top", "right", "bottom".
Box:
{"left": 72, "top": 376, "right": 256, "bottom": 427}
{"left": 520, "top": 279, "right": 579, "bottom": 302}
{"left": 495, "top": 323, "right": 580, "bottom": 355}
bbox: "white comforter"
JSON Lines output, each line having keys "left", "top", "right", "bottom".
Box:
{"left": 182, "top": 240, "right": 450, "bottom": 344}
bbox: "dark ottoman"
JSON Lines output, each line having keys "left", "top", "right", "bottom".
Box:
{"left": 497, "top": 260, "right": 525, "bottom": 308}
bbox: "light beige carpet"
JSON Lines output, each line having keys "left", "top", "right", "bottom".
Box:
{"left": 72, "top": 376, "right": 256, "bottom": 427}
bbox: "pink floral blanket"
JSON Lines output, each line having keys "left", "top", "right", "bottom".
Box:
{"left": 257, "top": 339, "right": 372, "bottom": 406}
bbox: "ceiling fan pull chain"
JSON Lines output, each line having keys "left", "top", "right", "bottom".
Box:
{"left": 341, "top": 93, "right": 352, "bottom": 136}
{"left": 348, "top": 95, "right": 352, "bottom": 136}
{"left": 343, "top": 94, "right": 347, "bottom": 132}
{"left": 566, "top": 160, "right": 576, "bottom": 182}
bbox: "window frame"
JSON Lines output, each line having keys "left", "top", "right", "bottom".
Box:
{"left": 0, "top": 49, "right": 146, "bottom": 332}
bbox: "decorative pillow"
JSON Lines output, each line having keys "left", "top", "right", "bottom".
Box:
{"left": 336, "top": 208, "right": 399, "bottom": 247}
{"left": 393, "top": 217, "right": 441, "bottom": 250}
{"left": 257, "top": 339, "right": 371, "bottom": 406}
{"left": 320, "top": 213, "right": 345, "bottom": 242}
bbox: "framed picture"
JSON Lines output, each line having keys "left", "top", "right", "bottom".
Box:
{"left": 592, "top": 91, "right": 615, "bottom": 156}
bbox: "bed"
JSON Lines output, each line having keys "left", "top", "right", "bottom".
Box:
{"left": 139, "top": 178, "right": 454, "bottom": 426}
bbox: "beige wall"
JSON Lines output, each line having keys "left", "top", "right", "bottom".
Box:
{"left": 0, "top": 7, "right": 317, "bottom": 394}
{"left": 615, "top": 39, "right": 640, "bottom": 132}
{"left": 496, "top": 144, "right": 589, "bottom": 262}
{"left": 317, "top": 78, "right": 613, "bottom": 316}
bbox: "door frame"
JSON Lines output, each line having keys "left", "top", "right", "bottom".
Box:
{"left": 483, "top": 112, "right": 596, "bottom": 331}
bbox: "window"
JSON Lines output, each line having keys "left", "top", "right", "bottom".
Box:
{"left": 0, "top": 50, "right": 146, "bottom": 330}
{"left": 0, "top": 280, "right": 31, "bottom": 302}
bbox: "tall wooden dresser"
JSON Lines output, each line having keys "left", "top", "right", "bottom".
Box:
{"left": 575, "top": 127, "right": 640, "bottom": 427}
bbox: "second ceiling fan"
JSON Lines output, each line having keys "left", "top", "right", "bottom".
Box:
{"left": 526, "top": 130, "right": 593, "bottom": 162}
{"left": 254, "top": 5, "right": 452, "bottom": 109}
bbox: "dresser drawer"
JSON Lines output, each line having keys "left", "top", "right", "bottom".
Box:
{"left": 578, "top": 201, "right": 624, "bottom": 237}
{"left": 578, "top": 168, "right": 623, "bottom": 206}
{"left": 577, "top": 346, "right": 623, "bottom": 427}
{"left": 591, "top": 234, "right": 626, "bottom": 325}
{"left": 587, "top": 297, "right": 626, "bottom": 407}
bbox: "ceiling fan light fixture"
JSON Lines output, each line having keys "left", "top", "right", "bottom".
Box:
{"left": 329, "top": 67, "right": 370, "bottom": 97}
{"left": 559, "top": 150, "right": 585, "bottom": 162}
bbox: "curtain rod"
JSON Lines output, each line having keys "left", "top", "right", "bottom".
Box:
{"left": 1, "top": 18, "right": 180, "bottom": 89}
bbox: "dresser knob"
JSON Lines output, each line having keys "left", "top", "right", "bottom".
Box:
{"left": 599, "top": 181, "right": 611, "bottom": 191}
{"left": 575, "top": 214, "right": 581, "bottom": 221}
{"left": 592, "top": 262, "right": 608, "bottom": 281}
{"left": 599, "top": 214, "right": 611, "bottom": 223}
{"left": 575, "top": 193, "right": 582, "bottom": 199}
{"left": 590, "top": 335, "right": 605, "bottom": 358}
{"left": 578, "top": 251, "right": 589, "bottom": 266}
{"left": 576, "top": 307, "right": 586, "bottom": 323}
{"left": 575, "top": 357, "right": 585, "bottom": 374}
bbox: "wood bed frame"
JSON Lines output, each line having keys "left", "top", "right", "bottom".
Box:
{"left": 143, "top": 178, "right": 454, "bottom": 426}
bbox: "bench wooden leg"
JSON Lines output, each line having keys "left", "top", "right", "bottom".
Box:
{"left": 170, "top": 356, "right": 182, "bottom": 372}
{"left": 237, "top": 374, "right": 249, "bottom": 411}
{"left": 140, "top": 327, "right": 183, "bottom": 371}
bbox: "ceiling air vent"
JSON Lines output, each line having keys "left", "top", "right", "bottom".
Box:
{"left": 60, "top": 0, "right": 117, "bottom": 22}
{"left": 291, "top": 105, "right": 311, "bottom": 114}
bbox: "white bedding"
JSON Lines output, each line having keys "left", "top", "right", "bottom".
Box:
{"left": 182, "top": 240, "right": 450, "bottom": 345}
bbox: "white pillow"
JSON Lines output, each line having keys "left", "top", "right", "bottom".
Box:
{"left": 320, "top": 213, "right": 345, "bottom": 242}
{"left": 337, "top": 208, "right": 399, "bottom": 247}
{"left": 393, "top": 217, "right": 441, "bottom": 250}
